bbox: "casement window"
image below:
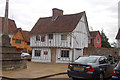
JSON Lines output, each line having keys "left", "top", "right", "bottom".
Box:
{"left": 61, "top": 34, "right": 67, "bottom": 40}
{"left": 48, "top": 34, "right": 53, "bottom": 39}
{"left": 61, "top": 50, "right": 69, "bottom": 58}
{"left": 15, "top": 39, "right": 21, "bottom": 44}
{"left": 41, "top": 35, "right": 45, "bottom": 42}
{"left": 97, "top": 38, "right": 100, "bottom": 43}
{"left": 44, "top": 51, "right": 48, "bottom": 55}
{"left": 35, "top": 50, "right": 41, "bottom": 56}
{"left": 36, "top": 35, "right": 40, "bottom": 41}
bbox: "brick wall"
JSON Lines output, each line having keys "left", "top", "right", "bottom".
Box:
{"left": 84, "top": 47, "right": 119, "bottom": 58}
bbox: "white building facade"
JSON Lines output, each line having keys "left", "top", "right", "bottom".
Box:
{"left": 30, "top": 8, "right": 90, "bottom": 63}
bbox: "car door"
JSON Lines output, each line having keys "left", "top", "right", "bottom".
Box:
{"left": 104, "top": 57, "right": 114, "bottom": 77}
{"left": 99, "top": 57, "right": 111, "bottom": 78}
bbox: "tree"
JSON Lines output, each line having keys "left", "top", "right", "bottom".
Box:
{"left": 100, "top": 30, "right": 111, "bottom": 48}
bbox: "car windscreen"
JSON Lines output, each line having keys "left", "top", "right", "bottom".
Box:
{"left": 75, "top": 57, "right": 98, "bottom": 64}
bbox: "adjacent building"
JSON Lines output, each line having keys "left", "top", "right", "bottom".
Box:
{"left": 0, "top": 17, "right": 31, "bottom": 53}
{"left": 30, "top": 8, "right": 90, "bottom": 63}
{"left": 0, "top": 17, "right": 17, "bottom": 43}
{"left": 116, "top": 28, "right": 120, "bottom": 56}
{"left": 89, "top": 31, "right": 101, "bottom": 48}
{"left": 11, "top": 28, "right": 32, "bottom": 53}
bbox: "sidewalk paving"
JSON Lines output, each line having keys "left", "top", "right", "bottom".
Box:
{"left": 2, "top": 61, "right": 69, "bottom": 79}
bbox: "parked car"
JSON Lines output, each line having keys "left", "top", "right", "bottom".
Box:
{"left": 67, "top": 55, "right": 114, "bottom": 80}
{"left": 112, "top": 61, "right": 120, "bottom": 80}
{"left": 21, "top": 53, "right": 31, "bottom": 60}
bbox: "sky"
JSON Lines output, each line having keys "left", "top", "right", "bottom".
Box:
{"left": 0, "top": 0, "right": 119, "bottom": 43}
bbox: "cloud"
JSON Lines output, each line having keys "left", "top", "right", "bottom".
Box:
{"left": 0, "top": 0, "right": 119, "bottom": 43}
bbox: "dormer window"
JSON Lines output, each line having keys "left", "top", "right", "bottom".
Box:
{"left": 36, "top": 35, "right": 40, "bottom": 41}
{"left": 48, "top": 34, "right": 53, "bottom": 39}
{"left": 52, "top": 16, "right": 58, "bottom": 21}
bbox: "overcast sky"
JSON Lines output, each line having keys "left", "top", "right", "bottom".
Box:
{"left": 0, "top": 0, "right": 119, "bottom": 43}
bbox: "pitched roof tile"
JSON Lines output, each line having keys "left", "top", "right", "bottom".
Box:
{"left": 30, "top": 11, "right": 85, "bottom": 35}
{"left": 0, "top": 17, "right": 17, "bottom": 34}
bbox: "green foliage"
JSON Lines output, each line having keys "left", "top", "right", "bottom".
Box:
{"left": 100, "top": 29, "right": 111, "bottom": 48}
{"left": 28, "top": 50, "right": 32, "bottom": 55}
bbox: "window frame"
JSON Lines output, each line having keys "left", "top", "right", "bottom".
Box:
{"left": 15, "top": 39, "right": 21, "bottom": 44}
{"left": 36, "top": 35, "right": 40, "bottom": 41}
{"left": 61, "top": 34, "right": 67, "bottom": 40}
{"left": 48, "top": 34, "right": 53, "bottom": 39}
{"left": 34, "top": 50, "right": 41, "bottom": 57}
{"left": 61, "top": 50, "right": 69, "bottom": 58}
{"left": 41, "top": 35, "right": 46, "bottom": 42}
{"left": 97, "top": 38, "right": 100, "bottom": 43}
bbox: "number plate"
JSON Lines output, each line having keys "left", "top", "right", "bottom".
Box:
{"left": 74, "top": 67, "right": 84, "bottom": 70}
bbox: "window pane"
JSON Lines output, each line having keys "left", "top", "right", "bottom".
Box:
{"left": 41, "top": 35, "right": 45, "bottom": 42}
{"left": 35, "top": 50, "right": 41, "bottom": 57}
{"left": 15, "top": 39, "right": 21, "bottom": 44}
{"left": 97, "top": 38, "right": 100, "bottom": 43}
{"left": 36, "top": 35, "right": 40, "bottom": 41}
{"left": 75, "top": 57, "right": 98, "bottom": 63}
{"left": 48, "top": 34, "right": 53, "bottom": 39}
{"left": 61, "top": 50, "right": 69, "bottom": 58}
{"left": 61, "top": 34, "right": 67, "bottom": 40}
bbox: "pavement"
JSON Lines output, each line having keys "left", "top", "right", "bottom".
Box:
{"left": 2, "top": 61, "right": 69, "bottom": 79}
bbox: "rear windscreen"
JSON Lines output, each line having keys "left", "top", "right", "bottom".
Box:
{"left": 75, "top": 57, "right": 98, "bottom": 63}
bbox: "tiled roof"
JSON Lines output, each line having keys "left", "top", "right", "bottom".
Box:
{"left": 30, "top": 11, "right": 85, "bottom": 35}
{"left": 0, "top": 17, "right": 17, "bottom": 34}
{"left": 22, "top": 30, "right": 30, "bottom": 42}
{"left": 116, "top": 28, "right": 120, "bottom": 39}
{"left": 90, "top": 31, "right": 100, "bottom": 38}
{"left": 15, "top": 28, "right": 30, "bottom": 42}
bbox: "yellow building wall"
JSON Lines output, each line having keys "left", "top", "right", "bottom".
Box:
{"left": 11, "top": 30, "right": 32, "bottom": 53}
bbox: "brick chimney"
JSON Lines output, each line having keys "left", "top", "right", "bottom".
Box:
{"left": 52, "top": 8, "right": 63, "bottom": 17}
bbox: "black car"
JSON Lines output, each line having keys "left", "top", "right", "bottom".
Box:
{"left": 67, "top": 55, "right": 114, "bottom": 80}
{"left": 112, "top": 61, "right": 120, "bottom": 80}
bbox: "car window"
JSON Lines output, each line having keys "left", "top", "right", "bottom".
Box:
{"left": 116, "top": 61, "right": 120, "bottom": 68}
{"left": 99, "top": 57, "right": 108, "bottom": 64}
{"left": 75, "top": 57, "right": 98, "bottom": 63}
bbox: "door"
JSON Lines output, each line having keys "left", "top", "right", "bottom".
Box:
{"left": 99, "top": 57, "right": 113, "bottom": 78}
{"left": 51, "top": 48, "right": 56, "bottom": 63}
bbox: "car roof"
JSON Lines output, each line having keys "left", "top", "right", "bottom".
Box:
{"left": 21, "top": 53, "right": 29, "bottom": 55}
{"left": 83, "top": 55, "right": 104, "bottom": 58}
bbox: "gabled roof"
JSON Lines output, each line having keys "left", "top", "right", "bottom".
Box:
{"left": 22, "top": 30, "right": 30, "bottom": 42}
{"left": 116, "top": 28, "right": 120, "bottom": 39}
{"left": 90, "top": 31, "right": 100, "bottom": 38}
{"left": 30, "top": 11, "right": 85, "bottom": 35}
{"left": 0, "top": 17, "right": 17, "bottom": 34}
{"left": 15, "top": 28, "right": 30, "bottom": 42}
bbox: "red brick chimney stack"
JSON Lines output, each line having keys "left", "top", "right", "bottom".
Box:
{"left": 52, "top": 8, "right": 63, "bottom": 17}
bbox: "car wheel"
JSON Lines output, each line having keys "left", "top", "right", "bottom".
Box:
{"left": 99, "top": 73, "right": 104, "bottom": 80}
